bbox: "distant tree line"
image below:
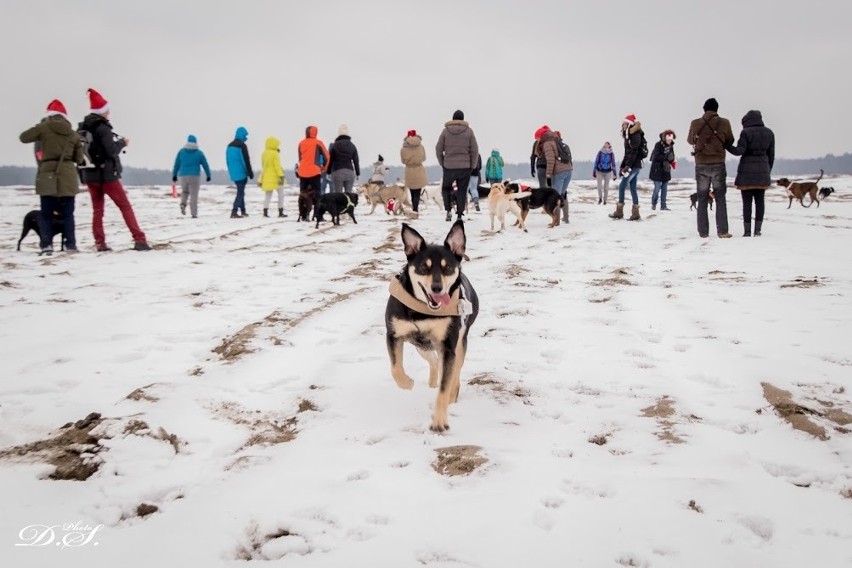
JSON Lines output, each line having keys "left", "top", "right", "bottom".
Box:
{"left": 2, "top": 153, "right": 848, "bottom": 187}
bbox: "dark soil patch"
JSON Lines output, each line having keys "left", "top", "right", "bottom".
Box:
{"left": 781, "top": 277, "right": 825, "bottom": 289}
{"left": 688, "top": 499, "right": 704, "bottom": 513}
{"left": 126, "top": 385, "right": 159, "bottom": 402}
{"left": 0, "top": 412, "right": 105, "bottom": 480}
{"left": 762, "top": 383, "right": 831, "bottom": 440}
{"left": 641, "top": 396, "right": 685, "bottom": 444}
{"left": 588, "top": 433, "right": 610, "bottom": 446}
{"left": 123, "top": 420, "right": 184, "bottom": 454}
{"left": 432, "top": 445, "right": 488, "bottom": 477}
{"left": 297, "top": 399, "right": 318, "bottom": 413}
{"left": 592, "top": 267, "right": 633, "bottom": 287}
{"left": 136, "top": 503, "right": 159, "bottom": 518}
{"left": 212, "top": 402, "right": 299, "bottom": 448}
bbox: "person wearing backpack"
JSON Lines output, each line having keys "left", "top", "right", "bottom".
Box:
{"left": 172, "top": 134, "right": 211, "bottom": 218}
{"left": 226, "top": 126, "right": 254, "bottom": 218}
{"left": 541, "top": 129, "right": 573, "bottom": 223}
{"left": 609, "top": 114, "right": 646, "bottom": 221}
{"left": 78, "top": 88, "right": 151, "bottom": 251}
{"left": 687, "top": 98, "right": 735, "bottom": 238}
{"left": 592, "top": 141, "right": 618, "bottom": 205}
{"left": 19, "top": 99, "right": 84, "bottom": 255}
{"left": 530, "top": 125, "right": 549, "bottom": 188}
{"left": 649, "top": 129, "right": 677, "bottom": 211}
{"left": 485, "top": 148, "right": 504, "bottom": 184}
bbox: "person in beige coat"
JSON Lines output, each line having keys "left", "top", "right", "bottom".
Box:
{"left": 400, "top": 129, "right": 427, "bottom": 219}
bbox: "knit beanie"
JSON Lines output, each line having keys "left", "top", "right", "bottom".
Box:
{"left": 187, "top": 134, "right": 197, "bottom": 143}
{"left": 338, "top": 123, "right": 349, "bottom": 136}
{"left": 534, "top": 125, "right": 551, "bottom": 140}
{"left": 452, "top": 110, "right": 464, "bottom": 120}
{"left": 703, "top": 98, "right": 719, "bottom": 112}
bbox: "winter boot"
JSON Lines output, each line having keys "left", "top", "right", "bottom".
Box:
{"left": 475, "top": 201, "right": 480, "bottom": 212}
{"left": 743, "top": 222, "right": 751, "bottom": 237}
{"left": 230, "top": 209, "right": 240, "bottom": 218}
{"left": 263, "top": 208, "right": 269, "bottom": 218}
{"left": 445, "top": 211, "right": 452, "bottom": 222}
{"left": 609, "top": 202, "right": 624, "bottom": 219}
{"left": 628, "top": 204, "right": 641, "bottom": 221}
{"left": 561, "top": 201, "right": 570, "bottom": 223}
{"left": 278, "top": 208, "right": 287, "bottom": 218}
{"left": 754, "top": 220, "right": 762, "bottom": 236}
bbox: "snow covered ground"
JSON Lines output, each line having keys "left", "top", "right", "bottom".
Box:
{"left": 1, "top": 176, "right": 851, "bottom": 567}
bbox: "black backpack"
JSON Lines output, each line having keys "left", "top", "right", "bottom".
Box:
{"left": 637, "top": 133, "right": 649, "bottom": 160}
{"left": 556, "top": 137, "right": 572, "bottom": 164}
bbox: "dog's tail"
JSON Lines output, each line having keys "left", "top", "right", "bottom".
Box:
{"left": 816, "top": 169, "right": 824, "bottom": 185}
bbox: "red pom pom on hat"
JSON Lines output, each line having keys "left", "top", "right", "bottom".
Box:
{"left": 407, "top": 129, "right": 417, "bottom": 137}
{"left": 46, "top": 99, "right": 68, "bottom": 119}
{"left": 87, "top": 88, "right": 109, "bottom": 114}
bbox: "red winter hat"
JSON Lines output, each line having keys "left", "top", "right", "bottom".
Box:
{"left": 534, "top": 125, "right": 551, "bottom": 140}
{"left": 623, "top": 114, "right": 636, "bottom": 125}
{"left": 87, "top": 88, "right": 109, "bottom": 114}
{"left": 46, "top": 99, "right": 68, "bottom": 119}
{"left": 407, "top": 129, "right": 417, "bottom": 137}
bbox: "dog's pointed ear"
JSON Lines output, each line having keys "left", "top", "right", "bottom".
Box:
{"left": 444, "top": 220, "right": 467, "bottom": 260}
{"left": 401, "top": 223, "right": 425, "bottom": 257}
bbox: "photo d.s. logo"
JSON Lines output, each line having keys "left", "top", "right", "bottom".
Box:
{"left": 15, "top": 522, "right": 104, "bottom": 549}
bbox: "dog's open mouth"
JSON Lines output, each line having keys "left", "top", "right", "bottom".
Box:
{"left": 420, "top": 283, "right": 451, "bottom": 310}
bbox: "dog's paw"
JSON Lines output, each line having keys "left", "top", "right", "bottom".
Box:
{"left": 392, "top": 373, "right": 414, "bottom": 390}
{"left": 429, "top": 419, "right": 450, "bottom": 433}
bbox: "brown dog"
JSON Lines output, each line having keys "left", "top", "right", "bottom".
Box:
{"left": 297, "top": 188, "right": 316, "bottom": 222}
{"left": 777, "top": 169, "right": 823, "bottom": 209}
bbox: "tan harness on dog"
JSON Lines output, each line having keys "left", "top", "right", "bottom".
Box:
{"left": 388, "top": 277, "right": 470, "bottom": 317}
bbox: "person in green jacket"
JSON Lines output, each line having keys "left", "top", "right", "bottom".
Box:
{"left": 19, "top": 99, "right": 84, "bottom": 255}
{"left": 485, "top": 148, "right": 504, "bottom": 184}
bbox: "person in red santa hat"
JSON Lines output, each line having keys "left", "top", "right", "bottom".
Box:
{"left": 78, "top": 88, "right": 151, "bottom": 251}
{"left": 530, "top": 124, "right": 550, "bottom": 188}
{"left": 609, "top": 113, "right": 646, "bottom": 221}
{"left": 19, "top": 99, "right": 85, "bottom": 255}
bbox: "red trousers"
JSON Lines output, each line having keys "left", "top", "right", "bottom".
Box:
{"left": 87, "top": 181, "right": 146, "bottom": 246}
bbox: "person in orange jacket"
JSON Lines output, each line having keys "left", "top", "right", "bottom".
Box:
{"left": 296, "top": 125, "right": 329, "bottom": 222}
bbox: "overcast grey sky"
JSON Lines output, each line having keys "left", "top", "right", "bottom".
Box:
{"left": 3, "top": 0, "right": 850, "bottom": 171}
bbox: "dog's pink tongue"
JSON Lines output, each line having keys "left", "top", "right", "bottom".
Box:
{"left": 432, "top": 293, "right": 451, "bottom": 307}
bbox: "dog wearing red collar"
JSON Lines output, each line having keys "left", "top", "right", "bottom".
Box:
{"left": 385, "top": 221, "right": 479, "bottom": 432}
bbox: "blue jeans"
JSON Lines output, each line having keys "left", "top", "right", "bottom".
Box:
{"left": 617, "top": 168, "right": 640, "bottom": 205}
{"left": 467, "top": 176, "right": 480, "bottom": 204}
{"left": 552, "top": 170, "right": 572, "bottom": 199}
{"left": 233, "top": 179, "right": 247, "bottom": 214}
{"left": 652, "top": 180, "right": 668, "bottom": 208}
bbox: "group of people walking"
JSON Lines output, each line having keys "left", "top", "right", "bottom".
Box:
{"left": 19, "top": 90, "right": 776, "bottom": 254}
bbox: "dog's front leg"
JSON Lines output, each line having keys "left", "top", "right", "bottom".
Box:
{"left": 416, "top": 347, "right": 441, "bottom": 388}
{"left": 387, "top": 334, "right": 414, "bottom": 390}
{"left": 430, "top": 349, "right": 457, "bottom": 432}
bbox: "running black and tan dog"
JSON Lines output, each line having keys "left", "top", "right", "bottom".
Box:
{"left": 17, "top": 209, "right": 65, "bottom": 251}
{"left": 315, "top": 192, "right": 359, "bottom": 228}
{"left": 778, "top": 169, "right": 823, "bottom": 209}
{"left": 385, "top": 221, "right": 479, "bottom": 433}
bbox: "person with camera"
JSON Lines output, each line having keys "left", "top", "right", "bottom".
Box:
{"left": 79, "top": 88, "right": 150, "bottom": 251}
{"left": 687, "top": 98, "right": 735, "bottom": 238}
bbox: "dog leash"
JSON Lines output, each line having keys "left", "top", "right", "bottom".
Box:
{"left": 388, "top": 278, "right": 469, "bottom": 317}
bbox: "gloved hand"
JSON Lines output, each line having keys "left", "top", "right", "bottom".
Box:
{"left": 592, "top": 172, "right": 597, "bottom": 178}
{"left": 248, "top": 172, "right": 254, "bottom": 180}
{"left": 546, "top": 178, "right": 552, "bottom": 187}
{"left": 172, "top": 176, "right": 177, "bottom": 183}
{"left": 206, "top": 176, "right": 211, "bottom": 182}
{"left": 530, "top": 170, "right": 535, "bottom": 177}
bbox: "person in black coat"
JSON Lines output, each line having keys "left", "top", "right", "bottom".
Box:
{"left": 649, "top": 129, "right": 677, "bottom": 210}
{"left": 328, "top": 124, "right": 360, "bottom": 194}
{"left": 726, "top": 110, "right": 775, "bottom": 236}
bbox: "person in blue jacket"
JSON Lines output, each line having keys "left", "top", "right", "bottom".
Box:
{"left": 226, "top": 126, "right": 254, "bottom": 218}
{"left": 172, "top": 134, "right": 211, "bottom": 218}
